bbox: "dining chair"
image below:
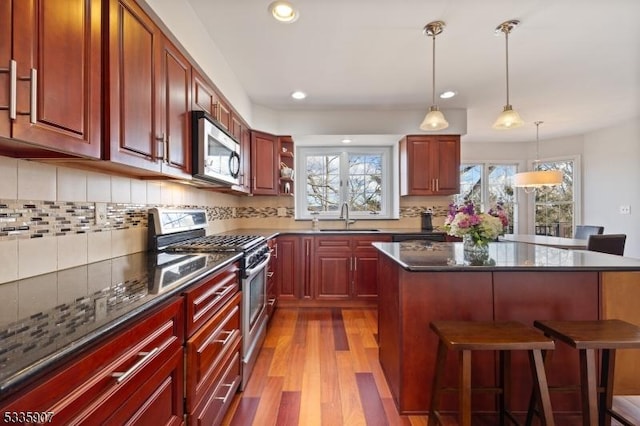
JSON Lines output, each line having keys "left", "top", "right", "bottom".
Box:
{"left": 586, "top": 234, "right": 626, "bottom": 256}
{"left": 574, "top": 225, "right": 604, "bottom": 240}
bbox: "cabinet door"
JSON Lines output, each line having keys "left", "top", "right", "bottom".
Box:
{"left": 105, "top": 0, "right": 161, "bottom": 172}
{"left": 212, "top": 92, "right": 230, "bottom": 131}
{"left": 0, "top": 0, "right": 12, "bottom": 138}
{"left": 7, "top": 0, "right": 101, "bottom": 157}
{"left": 313, "top": 237, "right": 352, "bottom": 300}
{"left": 276, "top": 236, "right": 299, "bottom": 300}
{"left": 250, "top": 130, "right": 278, "bottom": 195}
{"left": 158, "top": 36, "right": 191, "bottom": 178}
{"left": 192, "top": 69, "right": 214, "bottom": 116}
{"left": 400, "top": 136, "right": 436, "bottom": 195}
{"left": 352, "top": 235, "right": 391, "bottom": 300}
{"left": 431, "top": 135, "right": 460, "bottom": 195}
{"left": 400, "top": 135, "right": 460, "bottom": 196}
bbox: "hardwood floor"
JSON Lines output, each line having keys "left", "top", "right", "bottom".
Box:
{"left": 221, "top": 307, "right": 640, "bottom": 426}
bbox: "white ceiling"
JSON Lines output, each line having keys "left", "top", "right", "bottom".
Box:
{"left": 184, "top": 0, "right": 640, "bottom": 144}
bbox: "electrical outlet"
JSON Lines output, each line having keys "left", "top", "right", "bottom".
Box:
{"left": 95, "top": 202, "right": 108, "bottom": 225}
{"left": 277, "top": 207, "right": 287, "bottom": 217}
{"left": 95, "top": 297, "right": 107, "bottom": 321}
{"left": 619, "top": 205, "right": 631, "bottom": 215}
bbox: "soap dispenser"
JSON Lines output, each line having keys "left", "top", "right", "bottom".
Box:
{"left": 311, "top": 212, "right": 320, "bottom": 230}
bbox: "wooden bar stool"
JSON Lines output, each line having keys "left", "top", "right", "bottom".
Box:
{"left": 533, "top": 319, "right": 640, "bottom": 426}
{"left": 428, "top": 320, "right": 556, "bottom": 426}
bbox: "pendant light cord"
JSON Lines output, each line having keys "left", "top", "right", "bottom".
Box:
{"left": 504, "top": 30, "right": 510, "bottom": 106}
{"left": 432, "top": 33, "right": 437, "bottom": 106}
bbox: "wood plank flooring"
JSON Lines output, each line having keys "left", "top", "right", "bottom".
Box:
{"left": 221, "top": 307, "right": 640, "bottom": 426}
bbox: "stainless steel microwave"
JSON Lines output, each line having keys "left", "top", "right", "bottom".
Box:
{"left": 192, "top": 111, "right": 240, "bottom": 186}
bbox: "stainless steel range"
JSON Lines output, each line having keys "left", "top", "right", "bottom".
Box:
{"left": 148, "top": 208, "right": 270, "bottom": 389}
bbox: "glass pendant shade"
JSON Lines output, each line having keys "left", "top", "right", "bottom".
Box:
{"left": 420, "top": 106, "right": 449, "bottom": 131}
{"left": 492, "top": 105, "right": 524, "bottom": 129}
{"left": 513, "top": 170, "right": 563, "bottom": 187}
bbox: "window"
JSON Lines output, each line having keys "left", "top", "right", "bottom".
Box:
{"left": 296, "top": 147, "right": 397, "bottom": 219}
{"left": 456, "top": 163, "right": 518, "bottom": 234}
{"left": 533, "top": 159, "right": 575, "bottom": 237}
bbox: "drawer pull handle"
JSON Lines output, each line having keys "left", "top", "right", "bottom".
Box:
{"left": 213, "top": 330, "right": 235, "bottom": 346}
{"left": 267, "top": 272, "right": 274, "bottom": 278}
{"left": 214, "top": 285, "right": 232, "bottom": 298}
{"left": 214, "top": 383, "right": 234, "bottom": 402}
{"left": 111, "top": 347, "right": 159, "bottom": 384}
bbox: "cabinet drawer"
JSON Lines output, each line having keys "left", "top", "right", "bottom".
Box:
{"left": 1, "top": 298, "right": 184, "bottom": 425}
{"left": 184, "top": 262, "right": 240, "bottom": 337}
{"left": 81, "top": 348, "right": 184, "bottom": 426}
{"left": 189, "top": 340, "right": 241, "bottom": 426}
{"left": 185, "top": 292, "right": 241, "bottom": 412}
{"left": 314, "top": 236, "right": 351, "bottom": 250}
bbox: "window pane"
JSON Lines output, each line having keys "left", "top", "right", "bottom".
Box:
{"left": 488, "top": 164, "right": 516, "bottom": 233}
{"left": 306, "top": 155, "right": 340, "bottom": 212}
{"left": 457, "top": 164, "right": 482, "bottom": 206}
{"left": 534, "top": 160, "right": 575, "bottom": 236}
{"left": 348, "top": 154, "right": 382, "bottom": 212}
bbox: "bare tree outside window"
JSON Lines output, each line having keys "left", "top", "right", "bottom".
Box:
{"left": 457, "top": 163, "right": 517, "bottom": 234}
{"left": 305, "top": 153, "right": 384, "bottom": 214}
{"left": 348, "top": 154, "right": 382, "bottom": 212}
{"left": 534, "top": 160, "right": 574, "bottom": 237}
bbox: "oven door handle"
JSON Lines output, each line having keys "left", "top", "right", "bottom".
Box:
{"left": 244, "top": 252, "right": 271, "bottom": 277}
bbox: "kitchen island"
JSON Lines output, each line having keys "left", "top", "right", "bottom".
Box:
{"left": 374, "top": 240, "right": 640, "bottom": 417}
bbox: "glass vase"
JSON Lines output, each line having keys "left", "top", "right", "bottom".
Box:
{"left": 462, "top": 235, "right": 492, "bottom": 265}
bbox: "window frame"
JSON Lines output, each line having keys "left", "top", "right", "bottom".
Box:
{"left": 295, "top": 146, "right": 398, "bottom": 220}
{"left": 529, "top": 155, "right": 581, "bottom": 237}
{"left": 457, "top": 161, "right": 521, "bottom": 234}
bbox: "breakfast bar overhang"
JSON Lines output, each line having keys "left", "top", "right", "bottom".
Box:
{"left": 373, "top": 240, "right": 640, "bottom": 417}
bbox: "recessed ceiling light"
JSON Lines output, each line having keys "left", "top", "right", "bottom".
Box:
{"left": 341, "top": 138, "right": 352, "bottom": 144}
{"left": 268, "top": 1, "right": 299, "bottom": 23}
{"left": 291, "top": 91, "right": 307, "bottom": 100}
{"left": 439, "top": 90, "right": 456, "bottom": 99}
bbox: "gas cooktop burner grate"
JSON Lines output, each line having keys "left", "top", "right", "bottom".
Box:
{"left": 166, "top": 234, "right": 266, "bottom": 252}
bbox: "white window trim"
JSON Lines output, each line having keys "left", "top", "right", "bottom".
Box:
{"left": 295, "top": 146, "right": 399, "bottom": 220}
{"left": 459, "top": 161, "right": 523, "bottom": 234}
{"left": 527, "top": 154, "right": 581, "bottom": 234}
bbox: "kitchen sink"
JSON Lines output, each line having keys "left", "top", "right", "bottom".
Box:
{"left": 319, "top": 229, "right": 381, "bottom": 232}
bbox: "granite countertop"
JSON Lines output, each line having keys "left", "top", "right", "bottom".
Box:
{"left": 373, "top": 240, "right": 640, "bottom": 271}
{"left": 0, "top": 250, "right": 241, "bottom": 398}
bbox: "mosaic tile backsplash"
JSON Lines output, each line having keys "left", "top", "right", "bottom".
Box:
{"left": 0, "top": 199, "right": 447, "bottom": 241}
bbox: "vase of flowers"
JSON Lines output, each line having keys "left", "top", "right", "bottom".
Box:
{"left": 444, "top": 200, "right": 509, "bottom": 255}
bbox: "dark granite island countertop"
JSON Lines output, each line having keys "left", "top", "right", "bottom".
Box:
{"left": 373, "top": 240, "right": 640, "bottom": 417}
{"left": 0, "top": 250, "right": 241, "bottom": 399}
{"left": 373, "top": 240, "right": 640, "bottom": 271}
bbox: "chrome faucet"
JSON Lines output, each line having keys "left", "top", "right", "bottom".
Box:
{"left": 340, "top": 202, "right": 355, "bottom": 229}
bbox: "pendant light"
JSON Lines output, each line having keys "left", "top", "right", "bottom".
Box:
{"left": 513, "top": 121, "right": 563, "bottom": 191}
{"left": 420, "top": 21, "right": 449, "bottom": 131}
{"left": 493, "top": 20, "right": 524, "bottom": 130}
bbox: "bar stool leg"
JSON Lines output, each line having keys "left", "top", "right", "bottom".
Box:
{"left": 459, "top": 349, "right": 472, "bottom": 426}
{"left": 600, "top": 348, "right": 616, "bottom": 426}
{"left": 579, "top": 348, "right": 599, "bottom": 426}
{"left": 498, "top": 350, "right": 512, "bottom": 426}
{"left": 428, "top": 340, "right": 448, "bottom": 426}
{"left": 529, "top": 349, "right": 554, "bottom": 426}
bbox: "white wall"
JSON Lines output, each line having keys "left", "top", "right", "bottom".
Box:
{"left": 142, "top": 0, "right": 253, "bottom": 122}
{"left": 583, "top": 118, "right": 640, "bottom": 258}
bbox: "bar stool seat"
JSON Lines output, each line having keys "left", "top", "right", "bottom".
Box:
{"left": 428, "top": 320, "right": 556, "bottom": 426}
{"left": 533, "top": 319, "right": 640, "bottom": 426}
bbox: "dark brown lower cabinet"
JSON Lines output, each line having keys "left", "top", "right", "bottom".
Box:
{"left": 0, "top": 298, "right": 185, "bottom": 425}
